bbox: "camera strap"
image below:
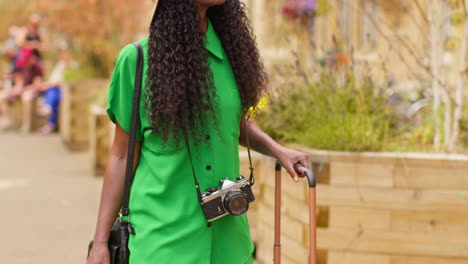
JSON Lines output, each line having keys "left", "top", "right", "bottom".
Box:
{"left": 184, "top": 132, "right": 204, "bottom": 205}
{"left": 183, "top": 115, "right": 256, "bottom": 205}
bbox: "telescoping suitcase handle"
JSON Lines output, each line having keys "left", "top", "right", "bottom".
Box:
{"left": 294, "top": 163, "right": 316, "bottom": 188}
{"left": 274, "top": 162, "right": 317, "bottom": 264}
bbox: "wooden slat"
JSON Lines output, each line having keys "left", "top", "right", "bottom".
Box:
{"left": 281, "top": 214, "right": 305, "bottom": 243}
{"left": 328, "top": 251, "right": 390, "bottom": 264}
{"left": 89, "top": 107, "right": 98, "bottom": 175}
{"left": 281, "top": 192, "right": 311, "bottom": 223}
{"left": 255, "top": 223, "right": 274, "bottom": 264}
{"left": 256, "top": 202, "right": 275, "bottom": 229}
{"left": 328, "top": 251, "right": 468, "bottom": 264}
{"left": 394, "top": 157, "right": 468, "bottom": 169}
{"left": 260, "top": 185, "right": 276, "bottom": 210}
{"left": 391, "top": 210, "right": 468, "bottom": 234}
{"left": 281, "top": 235, "right": 310, "bottom": 264}
{"left": 59, "top": 84, "right": 71, "bottom": 143}
{"left": 394, "top": 167, "right": 468, "bottom": 190}
{"left": 292, "top": 145, "right": 468, "bottom": 168}
{"left": 316, "top": 184, "right": 468, "bottom": 212}
{"left": 390, "top": 255, "right": 468, "bottom": 264}
{"left": 328, "top": 207, "right": 468, "bottom": 234}
{"left": 330, "top": 162, "right": 394, "bottom": 187}
{"left": 329, "top": 207, "right": 391, "bottom": 230}
{"left": 318, "top": 227, "right": 468, "bottom": 258}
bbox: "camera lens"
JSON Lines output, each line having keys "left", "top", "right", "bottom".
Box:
{"left": 223, "top": 191, "right": 249, "bottom": 216}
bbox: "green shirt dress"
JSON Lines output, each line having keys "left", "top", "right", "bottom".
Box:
{"left": 106, "top": 19, "right": 255, "bottom": 264}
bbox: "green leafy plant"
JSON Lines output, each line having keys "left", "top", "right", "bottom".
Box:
{"left": 258, "top": 72, "right": 396, "bottom": 152}
{"left": 64, "top": 66, "right": 100, "bottom": 83}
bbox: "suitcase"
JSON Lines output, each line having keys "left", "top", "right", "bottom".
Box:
{"left": 274, "top": 162, "right": 317, "bottom": 264}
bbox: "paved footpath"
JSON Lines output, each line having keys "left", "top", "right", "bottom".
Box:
{"left": 1, "top": 133, "right": 103, "bottom": 264}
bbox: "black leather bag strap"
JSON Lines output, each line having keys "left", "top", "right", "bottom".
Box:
{"left": 244, "top": 116, "right": 255, "bottom": 185}
{"left": 121, "top": 42, "right": 144, "bottom": 219}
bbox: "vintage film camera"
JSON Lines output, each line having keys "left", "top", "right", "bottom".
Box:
{"left": 201, "top": 176, "right": 255, "bottom": 222}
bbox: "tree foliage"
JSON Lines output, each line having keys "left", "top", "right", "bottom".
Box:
{"left": 42, "top": 0, "right": 150, "bottom": 76}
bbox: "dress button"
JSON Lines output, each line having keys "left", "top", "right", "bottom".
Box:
{"left": 206, "top": 165, "right": 212, "bottom": 171}
{"left": 205, "top": 135, "right": 210, "bottom": 140}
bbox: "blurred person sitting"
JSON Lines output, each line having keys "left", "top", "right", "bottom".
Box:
{"left": 15, "top": 14, "right": 44, "bottom": 77}
{"left": 4, "top": 26, "right": 21, "bottom": 76}
{"left": 1, "top": 26, "right": 22, "bottom": 94}
{"left": 0, "top": 50, "right": 44, "bottom": 132}
{"left": 36, "top": 48, "right": 74, "bottom": 134}
{"left": 16, "top": 14, "right": 44, "bottom": 59}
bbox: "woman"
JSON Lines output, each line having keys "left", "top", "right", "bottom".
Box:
{"left": 87, "top": 0, "right": 309, "bottom": 263}
{"left": 16, "top": 14, "right": 43, "bottom": 59}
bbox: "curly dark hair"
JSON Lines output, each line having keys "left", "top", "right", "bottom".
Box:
{"left": 145, "top": 0, "right": 268, "bottom": 144}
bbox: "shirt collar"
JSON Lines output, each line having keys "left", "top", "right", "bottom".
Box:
{"left": 205, "top": 18, "right": 224, "bottom": 60}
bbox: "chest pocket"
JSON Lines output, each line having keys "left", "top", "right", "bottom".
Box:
{"left": 143, "top": 129, "right": 184, "bottom": 154}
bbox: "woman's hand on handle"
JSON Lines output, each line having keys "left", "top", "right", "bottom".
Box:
{"left": 274, "top": 146, "right": 309, "bottom": 182}
{"left": 86, "top": 242, "right": 110, "bottom": 264}
{"left": 238, "top": 117, "right": 309, "bottom": 182}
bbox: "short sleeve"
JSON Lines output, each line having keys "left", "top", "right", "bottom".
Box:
{"left": 106, "top": 44, "right": 143, "bottom": 141}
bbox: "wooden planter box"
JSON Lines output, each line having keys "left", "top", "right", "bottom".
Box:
{"left": 9, "top": 99, "right": 48, "bottom": 130}
{"left": 89, "top": 106, "right": 114, "bottom": 176}
{"left": 241, "top": 148, "right": 468, "bottom": 264}
{"left": 60, "top": 79, "right": 109, "bottom": 151}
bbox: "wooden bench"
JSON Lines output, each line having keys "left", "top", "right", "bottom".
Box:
{"left": 9, "top": 98, "right": 48, "bottom": 130}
